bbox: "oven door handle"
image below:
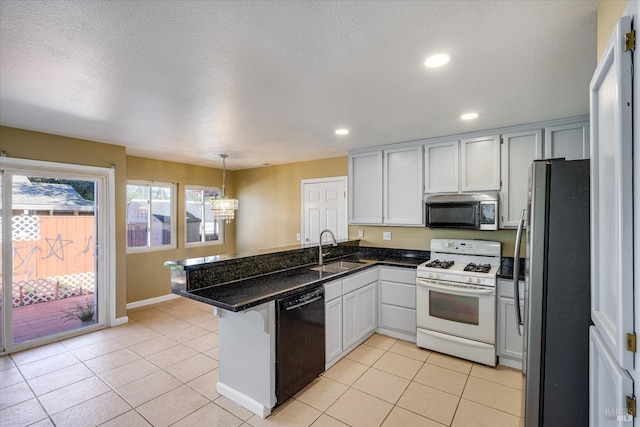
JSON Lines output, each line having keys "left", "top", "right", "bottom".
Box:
{"left": 416, "top": 278, "right": 495, "bottom": 296}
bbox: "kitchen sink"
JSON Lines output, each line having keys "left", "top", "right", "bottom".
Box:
{"left": 310, "top": 260, "right": 365, "bottom": 273}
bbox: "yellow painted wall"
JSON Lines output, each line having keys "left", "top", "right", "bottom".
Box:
{"left": 125, "top": 156, "right": 235, "bottom": 303}
{"left": 348, "top": 226, "right": 519, "bottom": 257}
{"left": 234, "top": 157, "right": 347, "bottom": 251}
{"left": 597, "top": 0, "right": 629, "bottom": 60}
{"left": 0, "top": 126, "right": 129, "bottom": 318}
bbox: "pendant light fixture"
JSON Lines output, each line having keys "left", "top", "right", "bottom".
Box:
{"left": 210, "top": 154, "right": 238, "bottom": 223}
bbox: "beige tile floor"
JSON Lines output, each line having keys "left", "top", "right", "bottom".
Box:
{"left": 0, "top": 297, "right": 524, "bottom": 427}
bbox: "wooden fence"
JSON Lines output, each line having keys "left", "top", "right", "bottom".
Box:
{"left": 11, "top": 215, "right": 96, "bottom": 306}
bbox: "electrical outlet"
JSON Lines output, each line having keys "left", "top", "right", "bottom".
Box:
{"left": 358, "top": 229, "right": 364, "bottom": 238}
{"left": 383, "top": 231, "right": 392, "bottom": 240}
{"left": 296, "top": 233, "right": 301, "bottom": 241}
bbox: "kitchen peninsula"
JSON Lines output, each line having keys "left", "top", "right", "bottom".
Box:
{"left": 165, "top": 241, "right": 427, "bottom": 417}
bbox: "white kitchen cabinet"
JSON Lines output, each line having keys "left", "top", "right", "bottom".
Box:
{"left": 500, "top": 129, "right": 543, "bottom": 228}
{"left": 461, "top": 134, "right": 501, "bottom": 192}
{"left": 544, "top": 121, "right": 589, "bottom": 160}
{"left": 424, "top": 140, "right": 459, "bottom": 193}
{"left": 325, "top": 268, "right": 378, "bottom": 369}
{"left": 377, "top": 266, "right": 417, "bottom": 341}
{"left": 349, "top": 151, "right": 383, "bottom": 224}
{"left": 384, "top": 146, "right": 424, "bottom": 225}
{"left": 325, "top": 291, "right": 343, "bottom": 363}
{"left": 343, "top": 282, "right": 377, "bottom": 349}
{"left": 497, "top": 278, "right": 524, "bottom": 369}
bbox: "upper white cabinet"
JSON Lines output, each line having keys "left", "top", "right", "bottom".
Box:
{"left": 350, "top": 146, "right": 423, "bottom": 226}
{"left": 349, "top": 151, "right": 383, "bottom": 224}
{"left": 460, "top": 135, "right": 501, "bottom": 192}
{"left": 424, "top": 140, "right": 459, "bottom": 193}
{"left": 500, "top": 130, "right": 543, "bottom": 228}
{"left": 384, "top": 146, "right": 424, "bottom": 225}
{"left": 544, "top": 121, "right": 589, "bottom": 160}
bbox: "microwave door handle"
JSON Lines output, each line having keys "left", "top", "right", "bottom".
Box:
{"left": 513, "top": 209, "right": 526, "bottom": 336}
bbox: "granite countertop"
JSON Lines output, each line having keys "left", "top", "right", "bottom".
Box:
{"left": 183, "top": 252, "right": 427, "bottom": 312}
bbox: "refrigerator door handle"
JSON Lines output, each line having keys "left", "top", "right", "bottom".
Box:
{"left": 513, "top": 209, "right": 526, "bottom": 336}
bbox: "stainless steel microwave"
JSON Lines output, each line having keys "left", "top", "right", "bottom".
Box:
{"left": 425, "top": 193, "right": 499, "bottom": 230}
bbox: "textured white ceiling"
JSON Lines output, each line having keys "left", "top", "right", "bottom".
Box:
{"left": 0, "top": 0, "right": 598, "bottom": 170}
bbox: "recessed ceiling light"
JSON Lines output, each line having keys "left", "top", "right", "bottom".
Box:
{"left": 460, "top": 112, "right": 479, "bottom": 120}
{"left": 335, "top": 129, "right": 350, "bottom": 135}
{"left": 424, "top": 54, "right": 450, "bottom": 68}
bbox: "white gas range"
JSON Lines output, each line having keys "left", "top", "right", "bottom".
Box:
{"left": 416, "top": 239, "right": 501, "bottom": 366}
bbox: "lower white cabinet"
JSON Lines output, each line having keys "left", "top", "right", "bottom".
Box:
{"left": 497, "top": 278, "right": 524, "bottom": 369}
{"left": 344, "top": 283, "right": 376, "bottom": 349}
{"left": 377, "top": 266, "right": 417, "bottom": 341}
{"left": 324, "top": 268, "right": 378, "bottom": 369}
{"left": 325, "top": 296, "right": 342, "bottom": 363}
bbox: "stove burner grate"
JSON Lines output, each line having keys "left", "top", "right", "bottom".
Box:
{"left": 424, "top": 259, "right": 454, "bottom": 269}
{"left": 464, "top": 263, "right": 492, "bottom": 273}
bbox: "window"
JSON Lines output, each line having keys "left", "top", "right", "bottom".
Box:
{"left": 126, "top": 181, "right": 176, "bottom": 251}
{"left": 185, "top": 186, "right": 223, "bottom": 246}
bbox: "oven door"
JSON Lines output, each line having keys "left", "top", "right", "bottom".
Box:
{"left": 416, "top": 277, "right": 496, "bottom": 344}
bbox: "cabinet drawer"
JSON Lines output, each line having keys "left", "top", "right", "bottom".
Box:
{"left": 380, "top": 281, "right": 416, "bottom": 309}
{"left": 343, "top": 268, "right": 379, "bottom": 294}
{"left": 324, "top": 280, "right": 343, "bottom": 301}
{"left": 379, "top": 266, "right": 417, "bottom": 284}
{"left": 381, "top": 305, "right": 416, "bottom": 334}
{"left": 498, "top": 279, "right": 524, "bottom": 299}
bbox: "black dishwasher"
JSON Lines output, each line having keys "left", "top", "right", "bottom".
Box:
{"left": 276, "top": 285, "right": 325, "bottom": 405}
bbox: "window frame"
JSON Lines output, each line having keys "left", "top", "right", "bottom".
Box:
{"left": 184, "top": 185, "right": 224, "bottom": 247}
{"left": 126, "top": 180, "right": 176, "bottom": 253}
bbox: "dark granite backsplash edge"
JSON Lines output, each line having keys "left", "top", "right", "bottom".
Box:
{"left": 180, "top": 241, "right": 361, "bottom": 291}
{"left": 169, "top": 242, "right": 432, "bottom": 293}
{"left": 498, "top": 257, "right": 526, "bottom": 280}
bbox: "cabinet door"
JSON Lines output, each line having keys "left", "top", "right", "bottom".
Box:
{"left": 355, "top": 283, "right": 377, "bottom": 341}
{"left": 544, "top": 121, "right": 589, "bottom": 160}
{"left": 342, "top": 291, "right": 358, "bottom": 349}
{"left": 460, "top": 135, "right": 500, "bottom": 192}
{"left": 384, "top": 146, "right": 424, "bottom": 225}
{"left": 498, "top": 297, "right": 524, "bottom": 360}
{"left": 424, "top": 140, "right": 459, "bottom": 193}
{"left": 500, "top": 130, "right": 543, "bottom": 228}
{"left": 325, "top": 297, "right": 343, "bottom": 363}
{"left": 380, "top": 305, "right": 416, "bottom": 334}
{"left": 349, "top": 151, "right": 383, "bottom": 224}
{"left": 589, "top": 326, "right": 633, "bottom": 426}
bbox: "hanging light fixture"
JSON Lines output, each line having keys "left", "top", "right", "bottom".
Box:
{"left": 210, "top": 154, "right": 238, "bottom": 223}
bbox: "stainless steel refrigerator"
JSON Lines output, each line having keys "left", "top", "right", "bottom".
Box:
{"left": 513, "top": 158, "right": 591, "bottom": 426}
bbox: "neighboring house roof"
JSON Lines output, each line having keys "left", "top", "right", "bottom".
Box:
{"left": 12, "top": 176, "right": 94, "bottom": 212}
{"left": 127, "top": 199, "right": 214, "bottom": 223}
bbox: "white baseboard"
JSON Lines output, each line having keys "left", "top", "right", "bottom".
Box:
{"left": 126, "top": 293, "right": 180, "bottom": 310}
{"left": 111, "top": 316, "right": 129, "bottom": 327}
{"left": 376, "top": 328, "right": 417, "bottom": 343}
{"left": 216, "top": 381, "right": 272, "bottom": 418}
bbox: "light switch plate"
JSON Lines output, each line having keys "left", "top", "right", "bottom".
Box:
{"left": 383, "top": 231, "right": 392, "bottom": 240}
{"left": 358, "top": 229, "right": 364, "bottom": 238}
{"left": 296, "top": 233, "right": 301, "bottom": 241}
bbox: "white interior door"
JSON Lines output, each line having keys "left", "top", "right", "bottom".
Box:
{"left": 589, "top": 15, "right": 633, "bottom": 371}
{"left": 301, "top": 177, "right": 347, "bottom": 244}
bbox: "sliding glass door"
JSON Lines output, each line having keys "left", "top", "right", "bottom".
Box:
{"left": 0, "top": 160, "right": 112, "bottom": 354}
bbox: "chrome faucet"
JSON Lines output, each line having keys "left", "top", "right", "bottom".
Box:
{"left": 318, "top": 229, "right": 337, "bottom": 265}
